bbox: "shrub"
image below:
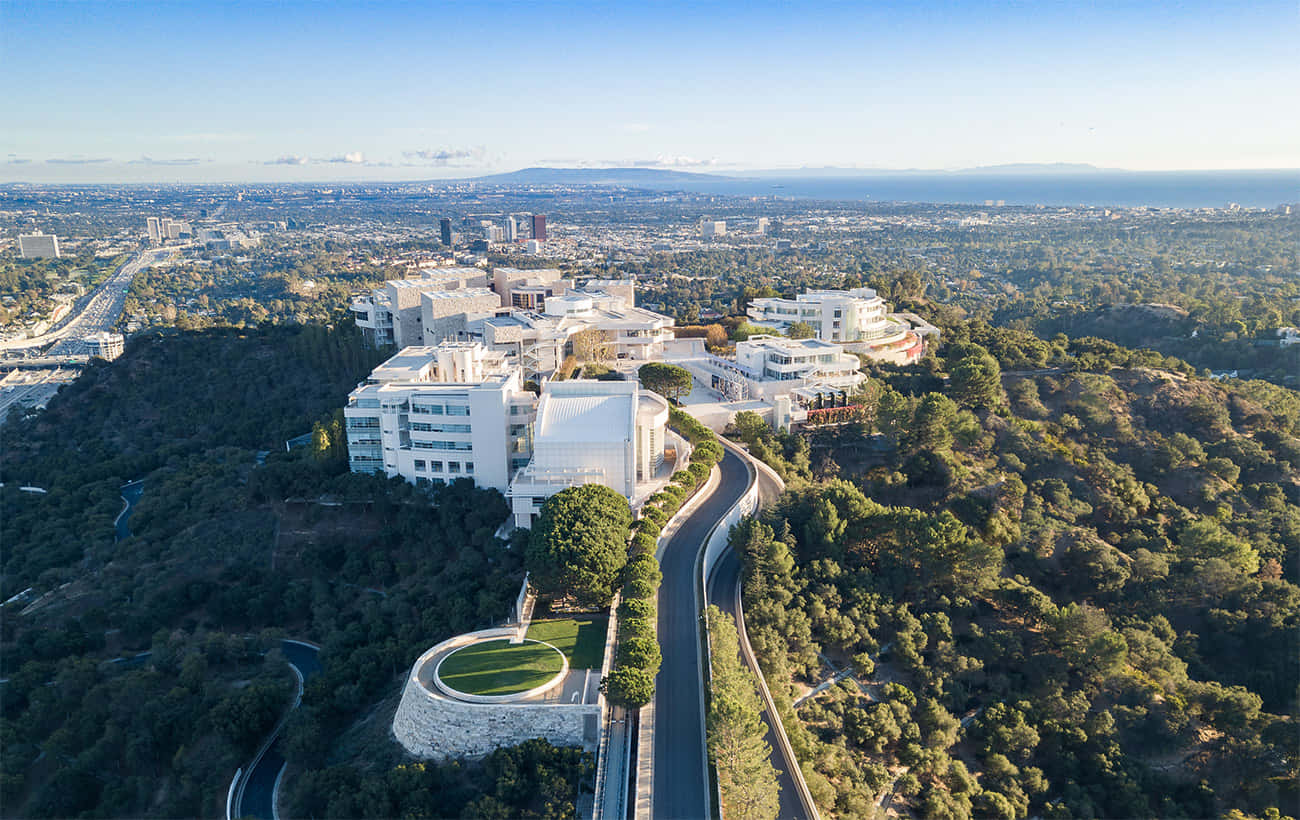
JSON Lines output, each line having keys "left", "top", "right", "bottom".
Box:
{"left": 623, "top": 577, "right": 657, "bottom": 600}
{"left": 618, "top": 636, "right": 662, "bottom": 673}
{"left": 618, "top": 597, "right": 656, "bottom": 621}
{"left": 628, "top": 531, "right": 659, "bottom": 558}
{"left": 602, "top": 666, "right": 655, "bottom": 708}
{"left": 623, "top": 555, "right": 662, "bottom": 586}
{"left": 641, "top": 505, "right": 668, "bottom": 526}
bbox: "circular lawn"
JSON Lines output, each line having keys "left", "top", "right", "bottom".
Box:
{"left": 435, "top": 639, "right": 565, "bottom": 697}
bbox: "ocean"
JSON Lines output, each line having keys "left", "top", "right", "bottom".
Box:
{"left": 659, "top": 170, "right": 1298, "bottom": 210}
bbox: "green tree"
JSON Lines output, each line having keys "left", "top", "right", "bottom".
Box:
{"left": 705, "top": 606, "right": 781, "bottom": 820}
{"left": 638, "top": 362, "right": 694, "bottom": 402}
{"left": 949, "top": 350, "right": 1003, "bottom": 409}
{"left": 601, "top": 666, "right": 655, "bottom": 708}
{"left": 786, "top": 321, "right": 816, "bottom": 340}
{"left": 526, "top": 484, "right": 633, "bottom": 606}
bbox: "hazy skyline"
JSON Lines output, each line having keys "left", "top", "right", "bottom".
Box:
{"left": 3, "top": 0, "right": 1297, "bottom": 183}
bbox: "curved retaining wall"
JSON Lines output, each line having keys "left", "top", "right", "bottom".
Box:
{"left": 392, "top": 628, "right": 600, "bottom": 760}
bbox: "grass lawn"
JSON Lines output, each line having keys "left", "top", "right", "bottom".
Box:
{"left": 438, "top": 640, "right": 564, "bottom": 696}
{"left": 526, "top": 617, "right": 609, "bottom": 670}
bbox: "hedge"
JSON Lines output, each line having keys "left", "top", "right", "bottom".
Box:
{"left": 602, "top": 410, "right": 727, "bottom": 710}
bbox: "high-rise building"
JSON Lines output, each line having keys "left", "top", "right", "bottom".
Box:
{"left": 531, "top": 214, "right": 547, "bottom": 242}
{"left": 699, "top": 220, "right": 726, "bottom": 239}
{"left": 504, "top": 216, "right": 519, "bottom": 242}
{"left": 18, "top": 232, "right": 60, "bottom": 259}
{"left": 146, "top": 217, "right": 161, "bottom": 243}
{"left": 755, "top": 217, "right": 770, "bottom": 235}
{"left": 440, "top": 218, "right": 453, "bottom": 246}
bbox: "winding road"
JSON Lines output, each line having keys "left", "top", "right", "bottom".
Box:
{"left": 234, "top": 640, "right": 321, "bottom": 820}
{"left": 651, "top": 446, "right": 812, "bottom": 820}
{"left": 652, "top": 449, "right": 752, "bottom": 819}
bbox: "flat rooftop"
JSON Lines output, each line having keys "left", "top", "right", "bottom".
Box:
{"left": 535, "top": 393, "right": 632, "bottom": 443}
{"left": 423, "top": 287, "right": 496, "bottom": 300}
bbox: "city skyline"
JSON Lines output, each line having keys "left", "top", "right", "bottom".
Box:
{"left": 2, "top": 0, "right": 1298, "bottom": 183}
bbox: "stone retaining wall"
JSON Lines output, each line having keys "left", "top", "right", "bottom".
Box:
{"left": 392, "top": 630, "right": 601, "bottom": 760}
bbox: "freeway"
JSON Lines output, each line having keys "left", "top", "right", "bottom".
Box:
{"left": 235, "top": 640, "right": 322, "bottom": 820}
{"left": 1, "top": 248, "right": 169, "bottom": 355}
{"left": 652, "top": 449, "right": 752, "bottom": 819}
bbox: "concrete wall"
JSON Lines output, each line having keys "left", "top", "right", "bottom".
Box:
{"left": 392, "top": 630, "right": 601, "bottom": 760}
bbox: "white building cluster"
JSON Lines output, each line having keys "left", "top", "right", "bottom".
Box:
{"left": 350, "top": 267, "right": 674, "bottom": 380}
{"left": 746, "top": 286, "right": 926, "bottom": 365}
{"left": 344, "top": 341, "right": 671, "bottom": 528}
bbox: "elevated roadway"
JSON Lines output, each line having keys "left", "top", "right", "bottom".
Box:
{"left": 651, "top": 449, "right": 752, "bottom": 819}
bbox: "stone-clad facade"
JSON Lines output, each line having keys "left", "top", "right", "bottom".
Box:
{"left": 391, "top": 629, "right": 601, "bottom": 760}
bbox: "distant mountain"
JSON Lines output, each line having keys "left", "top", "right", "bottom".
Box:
{"left": 469, "top": 166, "right": 733, "bottom": 186}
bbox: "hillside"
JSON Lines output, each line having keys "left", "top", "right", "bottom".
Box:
{"left": 728, "top": 324, "right": 1299, "bottom": 819}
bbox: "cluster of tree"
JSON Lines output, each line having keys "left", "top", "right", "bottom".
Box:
{"left": 120, "top": 238, "right": 392, "bottom": 330}
{"left": 0, "top": 322, "right": 565, "bottom": 816}
{"left": 705, "top": 605, "right": 782, "bottom": 820}
{"left": 286, "top": 738, "right": 592, "bottom": 819}
{"left": 726, "top": 333, "right": 1298, "bottom": 818}
{"left": 602, "top": 409, "right": 724, "bottom": 708}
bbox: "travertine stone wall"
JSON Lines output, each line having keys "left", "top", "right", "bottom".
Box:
{"left": 391, "top": 632, "right": 601, "bottom": 760}
{"left": 393, "top": 673, "right": 600, "bottom": 759}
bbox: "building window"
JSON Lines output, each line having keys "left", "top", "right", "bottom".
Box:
{"left": 431, "top": 461, "right": 443, "bottom": 472}
{"left": 465, "top": 462, "right": 474, "bottom": 473}
{"left": 415, "top": 459, "right": 426, "bottom": 471}
{"left": 446, "top": 404, "right": 470, "bottom": 416}
{"left": 448, "top": 462, "right": 461, "bottom": 474}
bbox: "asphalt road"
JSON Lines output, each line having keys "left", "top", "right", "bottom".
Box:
{"left": 706, "top": 452, "right": 810, "bottom": 820}
{"left": 237, "top": 640, "right": 322, "bottom": 820}
{"left": 652, "top": 449, "right": 751, "bottom": 820}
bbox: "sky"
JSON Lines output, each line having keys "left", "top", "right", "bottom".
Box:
{"left": 2, "top": 0, "right": 1297, "bottom": 183}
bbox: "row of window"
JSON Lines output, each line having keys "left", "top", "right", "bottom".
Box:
{"left": 411, "top": 439, "right": 473, "bottom": 451}
{"left": 410, "top": 421, "right": 472, "bottom": 433}
{"left": 411, "top": 403, "right": 471, "bottom": 416}
{"left": 413, "top": 459, "right": 473, "bottom": 474}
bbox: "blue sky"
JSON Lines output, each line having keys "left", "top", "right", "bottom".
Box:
{"left": 2, "top": 0, "right": 1296, "bottom": 182}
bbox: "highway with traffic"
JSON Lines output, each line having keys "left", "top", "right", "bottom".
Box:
{"left": 1, "top": 247, "right": 169, "bottom": 357}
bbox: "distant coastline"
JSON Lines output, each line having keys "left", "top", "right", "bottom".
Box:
{"left": 468, "top": 167, "right": 1300, "bottom": 210}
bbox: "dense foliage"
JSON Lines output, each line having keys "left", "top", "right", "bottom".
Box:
{"left": 287, "top": 738, "right": 592, "bottom": 819}
{"left": 0, "top": 323, "right": 578, "bottom": 817}
{"left": 731, "top": 332, "right": 1299, "bottom": 819}
{"left": 706, "top": 604, "right": 781, "bottom": 820}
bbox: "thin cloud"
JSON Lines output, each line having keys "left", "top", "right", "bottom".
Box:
{"left": 46, "top": 157, "right": 112, "bottom": 165}
{"left": 621, "top": 123, "right": 652, "bottom": 133}
{"left": 129, "top": 156, "right": 208, "bottom": 166}
{"left": 323, "top": 151, "right": 366, "bottom": 164}
{"left": 266, "top": 154, "right": 309, "bottom": 166}
{"left": 402, "top": 147, "right": 487, "bottom": 166}
{"left": 7, "top": 155, "right": 32, "bottom": 165}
